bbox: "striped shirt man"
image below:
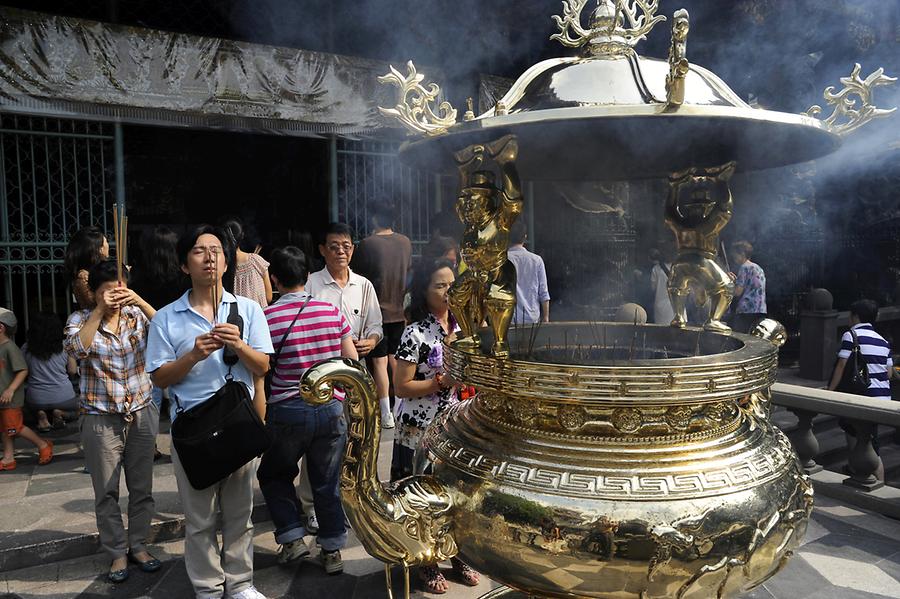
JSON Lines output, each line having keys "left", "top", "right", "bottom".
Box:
{"left": 264, "top": 291, "right": 351, "bottom": 404}
{"left": 837, "top": 323, "right": 894, "bottom": 398}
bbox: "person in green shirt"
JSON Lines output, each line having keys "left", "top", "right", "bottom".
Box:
{"left": 0, "top": 307, "right": 52, "bottom": 470}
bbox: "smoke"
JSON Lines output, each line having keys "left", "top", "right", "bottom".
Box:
{"left": 222, "top": 0, "right": 899, "bottom": 312}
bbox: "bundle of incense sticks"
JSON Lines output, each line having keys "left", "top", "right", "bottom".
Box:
{"left": 112, "top": 203, "right": 128, "bottom": 285}
{"left": 211, "top": 246, "right": 219, "bottom": 326}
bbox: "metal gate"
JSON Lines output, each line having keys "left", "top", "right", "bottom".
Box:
{"left": 0, "top": 115, "right": 117, "bottom": 330}
{"left": 333, "top": 139, "right": 449, "bottom": 255}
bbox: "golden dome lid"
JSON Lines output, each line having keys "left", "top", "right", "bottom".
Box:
{"left": 378, "top": 1, "right": 894, "bottom": 180}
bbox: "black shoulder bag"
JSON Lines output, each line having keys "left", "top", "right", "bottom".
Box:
{"left": 836, "top": 328, "right": 870, "bottom": 396}
{"left": 264, "top": 296, "right": 312, "bottom": 399}
{"left": 171, "top": 302, "right": 272, "bottom": 490}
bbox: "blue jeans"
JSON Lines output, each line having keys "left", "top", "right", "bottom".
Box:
{"left": 257, "top": 400, "right": 348, "bottom": 551}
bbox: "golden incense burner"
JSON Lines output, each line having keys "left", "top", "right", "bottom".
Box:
{"left": 301, "top": 1, "right": 895, "bottom": 597}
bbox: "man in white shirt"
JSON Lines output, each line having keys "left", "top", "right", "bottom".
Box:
{"left": 507, "top": 219, "right": 550, "bottom": 325}
{"left": 307, "top": 223, "right": 383, "bottom": 350}
{"left": 298, "top": 222, "right": 383, "bottom": 533}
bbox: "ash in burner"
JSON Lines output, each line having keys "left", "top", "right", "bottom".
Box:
{"left": 502, "top": 321, "right": 743, "bottom": 366}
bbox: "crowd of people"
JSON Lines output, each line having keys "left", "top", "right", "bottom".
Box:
{"left": 3, "top": 206, "right": 894, "bottom": 598}
{"left": 0, "top": 204, "right": 534, "bottom": 598}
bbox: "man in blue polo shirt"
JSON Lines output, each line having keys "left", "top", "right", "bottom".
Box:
{"left": 146, "top": 225, "right": 273, "bottom": 599}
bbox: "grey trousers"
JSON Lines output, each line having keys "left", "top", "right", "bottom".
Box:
{"left": 80, "top": 402, "right": 159, "bottom": 560}
{"left": 172, "top": 446, "right": 258, "bottom": 599}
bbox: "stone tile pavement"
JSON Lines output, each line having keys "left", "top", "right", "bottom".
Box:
{"left": 4, "top": 371, "right": 900, "bottom": 598}
{"left": 4, "top": 494, "right": 900, "bottom": 598}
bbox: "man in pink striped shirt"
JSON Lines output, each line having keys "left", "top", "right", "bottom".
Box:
{"left": 257, "top": 246, "right": 357, "bottom": 575}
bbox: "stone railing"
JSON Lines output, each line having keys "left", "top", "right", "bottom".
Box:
{"left": 771, "top": 382, "right": 900, "bottom": 491}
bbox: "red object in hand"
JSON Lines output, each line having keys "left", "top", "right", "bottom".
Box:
{"left": 460, "top": 385, "right": 477, "bottom": 401}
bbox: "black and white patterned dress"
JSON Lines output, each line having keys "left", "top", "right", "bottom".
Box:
{"left": 393, "top": 313, "right": 459, "bottom": 450}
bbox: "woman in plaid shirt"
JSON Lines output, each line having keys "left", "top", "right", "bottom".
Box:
{"left": 64, "top": 260, "right": 161, "bottom": 583}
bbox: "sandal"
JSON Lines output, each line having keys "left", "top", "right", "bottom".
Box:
{"left": 38, "top": 441, "right": 53, "bottom": 465}
{"left": 451, "top": 557, "right": 480, "bottom": 586}
{"left": 37, "top": 423, "right": 52, "bottom": 433}
{"left": 51, "top": 415, "right": 66, "bottom": 430}
{"left": 0, "top": 460, "right": 16, "bottom": 471}
{"left": 419, "top": 565, "right": 448, "bottom": 594}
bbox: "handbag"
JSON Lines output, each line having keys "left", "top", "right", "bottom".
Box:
{"left": 836, "top": 328, "right": 870, "bottom": 396}
{"left": 171, "top": 302, "right": 272, "bottom": 490}
{"left": 264, "top": 296, "right": 311, "bottom": 399}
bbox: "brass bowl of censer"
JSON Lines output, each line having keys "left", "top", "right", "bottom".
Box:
{"left": 300, "top": 2, "right": 895, "bottom": 597}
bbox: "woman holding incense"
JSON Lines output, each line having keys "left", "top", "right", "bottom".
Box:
{"left": 64, "top": 260, "right": 160, "bottom": 583}
{"left": 391, "top": 258, "right": 480, "bottom": 593}
{"left": 64, "top": 226, "right": 110, "bottom": 309}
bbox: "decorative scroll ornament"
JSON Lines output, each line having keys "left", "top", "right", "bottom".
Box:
{"left": 805, "top": 63, "right": 897, "bottom": 136}
{"left": 551, "top": 0, "right": 666, "bottom": 55}
{"left": 377, "top": 61, "right": 457, "bottom": 137}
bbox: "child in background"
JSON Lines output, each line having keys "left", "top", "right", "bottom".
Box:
{"left": 0, "top": 307, "right": 53, "bottom": 471}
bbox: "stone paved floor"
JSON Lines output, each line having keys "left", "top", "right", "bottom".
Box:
{"left": 4, "top": 370, "right": 900, "bottom": 598}
{"left": 3, "top": 494, "right": 900, "bottom": 598}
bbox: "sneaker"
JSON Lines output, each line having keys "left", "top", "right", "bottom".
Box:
{"left": 277, "top": 539, "right": 310, "bottom": 564}
{"left": 320, "top": 549, "right": 343, "bottom": 575}
{"left": 382, "top": 411, "right": 395, "bottom": 429}
{"left": 228, "top": 586, "right": 268, "bottom": 599}
{"left": 306, "top": 511, "right": 319, "bottom": 534}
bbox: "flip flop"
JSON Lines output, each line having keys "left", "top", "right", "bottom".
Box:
{"left": 0, "top": 460, "right": 16, "bottom": 471}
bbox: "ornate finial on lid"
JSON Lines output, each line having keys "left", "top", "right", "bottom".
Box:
{"left": 551, "top": 0, "right": 666, "bottom": 56}
{"left": 377, "top": 61, "right": 458, "bottom": 137}
{"left": 805, "top": 63, "right": 897, "bottom": 136}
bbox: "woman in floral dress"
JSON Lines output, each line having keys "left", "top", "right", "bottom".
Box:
{"left": 392, "top": 257, "right": 480, "bottom": 593}
{"left": 730, "top": 240, "right": 767, "bottom": 333}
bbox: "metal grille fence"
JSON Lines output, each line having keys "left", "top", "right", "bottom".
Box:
{"left": 335, "top": 139, "right": 447, "bottom": 255}
{"left": 0, "top": 115, "right": 116, "bottom": 330}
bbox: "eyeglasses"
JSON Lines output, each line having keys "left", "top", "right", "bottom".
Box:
{"left": 191, "top": 245, "right": 224, "bottom": 256}
{"left": 326, "top": 243, "right": 354, "bottom": 254}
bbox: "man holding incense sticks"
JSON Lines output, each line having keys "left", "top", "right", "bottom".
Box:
{"left": 146, "top": 225, "right": 273, "bottom": 599}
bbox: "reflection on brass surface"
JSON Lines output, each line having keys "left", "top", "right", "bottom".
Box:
{"left": 303, "top": 322, "right": 811, "bottom": 598}
{"left": 299, "top": 359, "right": 457, "bottom": 599}
{"left": 806, "top": 63, "right": 897, "bottom": 136}
{"left": 665, "top": 9, "right": 690, "bottom": 107}
{"left": 551, "top": 0, "right": 666, "bottom": 55}
{"left": 448, "top": 135, "right": 523, "bottom": 358}
{"left": 428, "top": 324, "right": 810, "bottom": 598}
{"left": 665, "top": 162, "right": 737, "bottom": 333}
{"left": 377, "top": 61, "right": 457, "bottom": 136}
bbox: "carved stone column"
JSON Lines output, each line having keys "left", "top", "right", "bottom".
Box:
{"left": 843, "top": 420, "right": 884, "bottom": 490}
{"left": 787, "top": 409, "right": 822, "bottom": 474}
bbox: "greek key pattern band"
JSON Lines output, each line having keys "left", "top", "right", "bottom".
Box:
{"left": 426, "top": 429, "right": 793, "bottom": 500}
